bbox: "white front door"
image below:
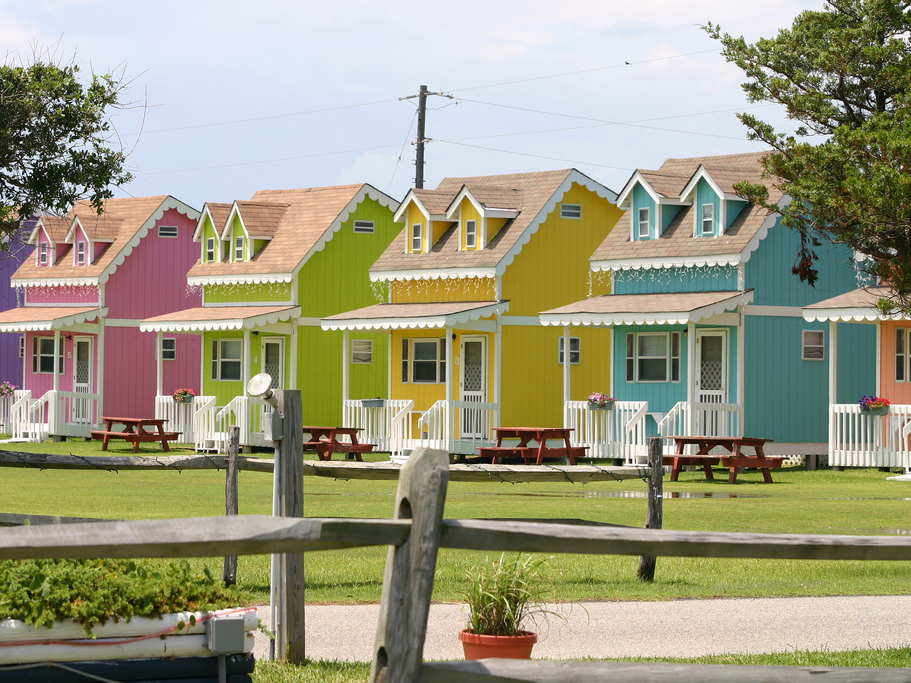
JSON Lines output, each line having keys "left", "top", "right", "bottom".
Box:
{"left": 696, "top": 330, "right": 728, "bottom": 435}
{"left": 262, "top": 338, "right": 285, "bottom": 389}
{"left": 460, "top": 337, "right": 487, "bottom": 439}
{"left": 72, "top": 337, "right": 93, "bottom": 424}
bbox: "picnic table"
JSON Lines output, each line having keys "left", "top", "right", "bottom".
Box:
{"left": 478, "top": 427, "right": 587, "bottom": 465}
{"left": 90, "top": 417, "right": 180, "bottom": 454}
{"left": 666, "top": 435, "right": 782, "bottom": 484}
{"left": 303, "top": 426, "right": 375, "bottom": 461}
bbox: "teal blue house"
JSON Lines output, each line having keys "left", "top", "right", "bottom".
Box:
{"left": 540, "top": 152, "right": 874, "bottom": 460}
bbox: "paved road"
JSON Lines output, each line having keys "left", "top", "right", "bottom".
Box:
{"left": 250, "top": 595, "right": 911, "bottom": 662}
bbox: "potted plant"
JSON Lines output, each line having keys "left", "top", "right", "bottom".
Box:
{"left": 860, "top": 395, "right": 891, "bottom": 416}
{"left": 587, "top": 392, "right": 615, "bottom": 410}
{"left": 458, "top": 553, "right": 560, "bottom": 660}
{"left": 360, "top": 397, "right": 385, "bottom": 408}
{"left": 0, "top": 381, "right": 16, "bottom": 398}
{"left": 173, "top": 388, "right": 197, "bottom": 403}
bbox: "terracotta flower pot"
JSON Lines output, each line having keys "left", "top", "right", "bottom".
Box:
{"left": 458, "top": 629, "right": 537, "bottom": 660}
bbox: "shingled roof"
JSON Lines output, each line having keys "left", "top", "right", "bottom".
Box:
{"left": 13, "top": 196, "right": 195, "bottom": 285}
{"left": 187, "top": 184, "right": 398, "bottom": 282}
{"left": 371, "top": 169, "right": 615, "bottom": 278}
{"left": 590, "top": 151, "right": 781, "bottom": 268}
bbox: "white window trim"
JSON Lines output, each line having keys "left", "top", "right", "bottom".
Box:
{"left": 33, "top": 336, "right": 64, "bottom": 375}
{"left": 161, "top": 337, "right": 177, "bottom": 361}
{"left": 353, "top": 220, "right": 375, "bottom": 234}
{"left": 626, "top": 331, "right": 681, "bottom": 383}
{"left": 408, "top": 338, "right": 446, "bottom": 384}
{"left": 211, "top": 338, "right": 243, "bottom": 381}
{"left": 206, "top": 237, "right": 216, "bottom": 263}
{"left": 637, "top": 207, "right": 650, "bottom": 239}
{"left": 76, "top": 240, "right": 86, "bottom": 265}
{"left": 39, "top": 242, "right": 48, "bottom": 265}
{"left": 411, "top": 223, "right": 423, "bottom": 253}
{"left": 558, "top": 336, "right": 580, "bottom": 365}
{"left": 802, "top": 329, "right": 825, "bottom": 361}
{"left": 897, "top": 328, "right": 907, "bottom": 382}
{"left": 158, "top": 225, "right": 179, "bottom": 238}
{"left": 234, "top": 235, "right": 244, "bottom": 262}
{"left": 352, "top": 339, "right": 373, "bottom": 364}
{"left": 465, "top": 220, "right": 477, "bottom": 249}
{"left": 701, "top": 203, "right": 715, "bottom": 236}
{"left": 560, "top": 203, "right": 582, "bottom": 220}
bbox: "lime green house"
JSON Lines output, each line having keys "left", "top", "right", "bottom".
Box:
{"left": 140, "top": 184, "right": 400, "bottom": 449}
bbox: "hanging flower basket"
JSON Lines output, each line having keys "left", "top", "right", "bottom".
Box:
{"left": 587, "top": 392, "right": 615, "bottom": 410}
{"left": 361, "top": 398, "right": 385, "bottom": 408}
{"left": 173, "top": 388, "right": 197, "bottom": 403}
{"left": 859, "top": 395, "right": 890, "bottom": 416}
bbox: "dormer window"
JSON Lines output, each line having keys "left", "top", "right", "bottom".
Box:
{"left": 206, "top": 238, "right": 216, "bottom": 263}
{"left": 39, "top": 242, "right": 48, "bottom": 265}
{"left": 411, "top": 223, "right": 423, "bottom": 253}
{"left": 637, "top": 208, "right": 650, "bottom": 239}
{"left": 561, "top": 203, "right": 582, "bottom": 219}
{"left": 76, "top": 241, "right": 86, "bottom": 265}
{"left": 465, "top": 220, "right": 477, "bottom": 249}
{"left": 234, "top": 235, "right": 244, "bottom": 261}
{"left": 701, "top": 204, "right": 715, "bottom": 236}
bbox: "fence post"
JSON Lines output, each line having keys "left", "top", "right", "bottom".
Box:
{"left": 638, "top": 436, "right": 664, "bottom": 581}
{"left": 370, "top": 448, "right": 449, "bottom": 683}
{"left": 223, "top": 426, "right": 239, "bottom": 586}
{"left": 273, "top": 389, "right": 305, "bottom": 663}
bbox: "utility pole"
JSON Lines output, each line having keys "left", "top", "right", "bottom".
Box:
{"left": 400, "top": 85, "right": 453, "bottom": 189}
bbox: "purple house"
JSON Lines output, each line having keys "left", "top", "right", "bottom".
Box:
{"left": 0, "top": 196, "right": 201, "bottom": 440}
{"left": 0, "top": 223, "right": 34, "bottom": 389}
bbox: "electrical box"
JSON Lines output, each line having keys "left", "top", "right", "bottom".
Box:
{"left": 264, "top": 412, "right": 284, "bottom": 441}
{"left": 206, "top": 615, "right": 246, "bottom": 653}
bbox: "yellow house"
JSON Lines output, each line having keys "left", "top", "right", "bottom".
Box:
{"left": 322, "top": 169, "right": 622, "bottom": 456}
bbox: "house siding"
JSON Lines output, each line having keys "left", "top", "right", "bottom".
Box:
{"left": 390, "top": 277, "right": 497, "bottom": 304}
{"left": 614, "top": 265, "right": 739, "bottom": 295}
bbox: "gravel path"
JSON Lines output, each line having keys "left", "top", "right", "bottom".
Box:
{"left": 249, "top": 594, "right": 911, "bottom": 662}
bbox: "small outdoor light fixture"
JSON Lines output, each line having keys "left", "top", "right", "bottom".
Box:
{"left": 246, "top": 372, "right": 278, "bottom": 407}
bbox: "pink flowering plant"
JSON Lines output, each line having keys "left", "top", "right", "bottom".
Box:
{"left": 172, "top": 388, "right": 198, "bottom": 401}
{"left": 0, "top": 381, "right": 17, "bottom": 398}
{"left": 859, "top": 395, "right": 891, "bottom": 411}
{"left": 587, "top": 392, "right": 616, "bottom": 408}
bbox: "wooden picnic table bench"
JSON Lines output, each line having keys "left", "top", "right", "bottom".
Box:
{"left": 479, "top": 427, "right": 585, "bottom": 465}
{"left": 666, "top": 435, "right": 782, "bottom": 483}
{"left": 477, "top": 445, "right": 588, "bottom": 465}
{"left": 90, "top": 417, "right": 180, "bottom": 454}
{"left": 303, "top": 426, "right": 376, "bottom": 462}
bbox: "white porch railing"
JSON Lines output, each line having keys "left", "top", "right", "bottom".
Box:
{"left": 154, "top": 396, "right": 215, "bottom": 444}
{"left": 9, "top": 391, "right": 43, "bottom": 441}
{"left": 192, "top": 396, "right": 221, "bottom": 452}
{"left": 0, "top": 391, "right": 26, "bottom": 433}
{"left": 830, "top": 403, "right": 911, "bottom": 469}
{"left": 417, "top": 400, "right": 498, "bottom": 456}
{"left": 657, "top": 401, "right": 742, "bottom": 447}
{"left": 342, "top": 399, "right": 414, "bottom": 456}
{"left": 564, "top": 401, "right": 648, "bottom": 464}
{"left": 215, "top": 396, "right": 270, "bottom": 451}
{"left": 8, "top": 390, "right": 102, "bottom": 440}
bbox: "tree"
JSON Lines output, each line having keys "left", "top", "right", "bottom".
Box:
{"left": 0, "top": 50, "right": 133, "bottom": 247}
{"left": 705, "top": 0, "right": 911, "bottom": 311}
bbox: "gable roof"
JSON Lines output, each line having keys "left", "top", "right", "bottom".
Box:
{"left": 371, "top": 168, "right": 617, "bottom": 281}
{"left": 803, "top": 286, "right": 899, "bottom": 322}
{"left": 12, "top": 196, "right": 199, "bottom": 287}
{"left": 186, "top": 184, "right": 399, "bottom": 285}
{"left": 591, "top": 151, "right": 782, "bottom": 271}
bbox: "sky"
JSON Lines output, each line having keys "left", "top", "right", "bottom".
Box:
{"left": 1, "top": 0, "right": 826, "bottom": 210}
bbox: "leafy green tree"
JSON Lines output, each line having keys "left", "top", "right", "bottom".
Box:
{"left": 0, "top": 52, "right": 132, "bottom": 244}
{"left": 705, "top": 0, "right": 911, "bottom": 309}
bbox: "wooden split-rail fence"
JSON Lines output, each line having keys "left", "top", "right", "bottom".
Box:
{"left": 2, "top": 439, "right": 911, "bottom": 681}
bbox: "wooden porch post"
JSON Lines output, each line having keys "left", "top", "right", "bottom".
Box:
{"left": 342, "top": 329, "right": 350, "bottom": 402}
{"left": 738, "top": 312, "right": 745, "bottom": 436}
{"left": 243, "top": 329, "right": 252, "bottom": 397}
{"left": 494, "top": 319, "right": 502, "bottom": 428}
{"left": 686, "top": 322, "right": 696, "bottom": 436}
{"left": 563, "top": 325, "right": 571, "bottom": 407}
{"left": 156, "top": 331, "right": 163, "bottom": 398}
{"left": 97, "top": 321, "right": 105, "bottom": 422}
{"left": 289, "top": 322, "right": 298, "bottom": 390}
{"left": 446, "top": 327, "right": 453, "bottom": 451}
{"left": 829, "top": 320, "right": 838, "bottom": 406}
{"left": 53, "top": 330, "right": 60, "bottom": 393}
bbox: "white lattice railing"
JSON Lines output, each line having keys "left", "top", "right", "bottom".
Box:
{"left": 564, "top": 401, "right": 648, "bottom": 464}
{"left": 657, "top": 401, "right": 742, "bottom": 450}
{"left": 154, "top": 396, "right": 215, "bottom": 444}
{"left": 829, "top": 403, "right": 911, "bottom": 469}
{"left": 342, "top": 399, "right": 414, "bottom": 455}
{"left": 417, "top": 400, "right": 498, "bottom": 454}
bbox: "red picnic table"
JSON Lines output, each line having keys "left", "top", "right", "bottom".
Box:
{"left": 478, "top": 427, "right": 587, "bottom": 465}
{"left": 90, "top": 417, "right": 181, "bottom": 454}
{"left": 665, "top": 435, "right": 782, "bottom": 484}
{"left": 303, "top": 426, "right": 376, "bottom": 461}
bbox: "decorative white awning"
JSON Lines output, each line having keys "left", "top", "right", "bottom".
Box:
{"left": 0, "top": 306, "right": 107, "bottom": 332}
{"left": 803, "top": 286, "right": 901, "bottom": 322}
{"left": 140, "top": 305, "right": 300, "bottom": 332}
{"left": 540, "top": 290, "right": 753, "bottom": 327}
{"left": 321, "top": 301, "right": 509, "bottom": 331}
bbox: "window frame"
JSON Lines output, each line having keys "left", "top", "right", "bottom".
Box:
{"left": 234, "top": 235, "right": 244, "bottom": 262}
{"left": 465, "top": 220, "right": 477, "bottom": 249}
{"left": 206, "top": 238, "right": 216, "bottom": 263}
{"left": 158, "top": 225, "right": 179, "bottom": 238}
{"left": 411, "top": 223, "right": 423, "bottom": 253}
{"left": 802, "top": 329, "right": 825, "bottom": 361}
{"left": 351, "top": 339, "right": 373, "bottom": 365}
{"left": 161, "top": 338, "right": 177, "bottom": 361}
{"left": 560, "top": 203, "right": 582, "bottom": 219}
{"left": 637, "top": 207, "right": 650, "bottom": 239}
{"left": 406, "top": 338, "right": 446, "bottom": 384}
{"left": 353, "top": 220, "right": 375, "bottom": 234}
{"left": 558, "top": 336, "right": 581, "bottom": 365}
{"left": 626, "top": 331, "right": 681, "bottom": 383}
{"left": 701, "top": 203, "right": 715, "bottom": 236}
{"left": 33, "top": 336, "right": 64, "bottom": 375}
{"left": 211, "top": 339, "right": 243, "bottom": 381}
{"left": 39, "top": 242, "right": 48, "bottom": 265}
{"left": 76, "top": 240, "right": 86, "bottom": 265}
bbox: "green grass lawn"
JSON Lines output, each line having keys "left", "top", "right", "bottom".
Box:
{"left": 2, "top": 438, "right": 911, "bottom": 605}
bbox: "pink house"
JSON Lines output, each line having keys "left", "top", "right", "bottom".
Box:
{"left": 0, "top": 196, "right": 201, "bottom": 440}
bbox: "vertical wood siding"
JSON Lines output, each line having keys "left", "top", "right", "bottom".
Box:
{"left": 613, "top": 266, "right": 738, "bottom": 296}
{"left": 206, "top": 282, "right": 292, "bottom": 304}
{"left": 696, "top": 179, "right": 720, "bottom": 237}
{"left": 390, "top": 278, "right": 496, "bottom": 304}
{"left": 632, "top": 184, "right": 655, "bottom": 240}
{"left": 876, "top": 321, "right": 911, "bottom": 403}
{"left": 612, "top": 324, "right": 688, "bottom": 414}
{"left": 26, "top": 286, "right": 100, "bottom": 305}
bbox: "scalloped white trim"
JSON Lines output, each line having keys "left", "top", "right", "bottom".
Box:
{"left": 802, "top": 307, "right": 892, "bottom": 323}
{"left": 13, "top": 278, "right": 99, "bottom": 288}
{"left": 139, "top": 306, "right": 300, "bottom": 332}
{"left": 369, "top": 269, "right": 496, "bottom": 283}
{"left": 591, "top": 254, "right": 741, "bottom": 272}
{"left": 539, "top": 292, "right": 752, "bottom": 327}
{"left": 322, "top": 302, "right": 509, "bottom": 331}
{"left": 0, "top": 307, "right": 107, "bottom": 332}
{"left": 187, "top": 273, "right": 293, "bottom": 286}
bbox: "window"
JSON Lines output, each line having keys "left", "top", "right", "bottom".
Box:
{"left": 898, "top": 329, "right": 908, "bottom": 382}
{"left": 353, "top": 220, "right": 375, "bottom": 234}
{"left": 76, "top": 241, "right": 86, "bottom": 265}
{"left": 19, "top": 336, "right": 24, "bottom": 359}
{"left": 32, "top": 337, "right": 64, "bottom": 374}
{"left": 161, "top": 338, "right": 177, "bottom": 361}
{"left": 411, "top": 223, "right": 422, "bottom": 252}
{"left": 352, "top": 339, "right": 373, "bottom": 364}
{"left": 206, "top": 238, "right": 216, "bottom": 263}
{"left": 802, "top": 330, "right": 825, "bottom": 361}
{"left": 465, "top": 220, "right": 477, "bottom": 249}
{"left": 561, "top": 203, "right": 582, "bottom": 219}
{"left": 558, "top": 337, "right": 580, "bottom": 365}
{"left": 409, "top": 339, "right": 446, "bottom": 383}
{"left": 637, "top": 207, "right": 650, "bottom": 239}
{"left": 39, "top": 242, "right": 48, "bottom": 265}
{"left": 626, "top": 332, "right": 681, "bottom": 382}
{"left": 211, "top": 339, "right": 242, "bottom": 381}
{"left": 701, "top": 204, "right": 715, "bottom": 235}
{"left": 401, "top": 338, "right": 409, "bottom": 383}
{"left": 235, "top": 236, "right": 244, "bottom": 261}
{"left": 158, "top": 225, "right": 178, "bottom": 238}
